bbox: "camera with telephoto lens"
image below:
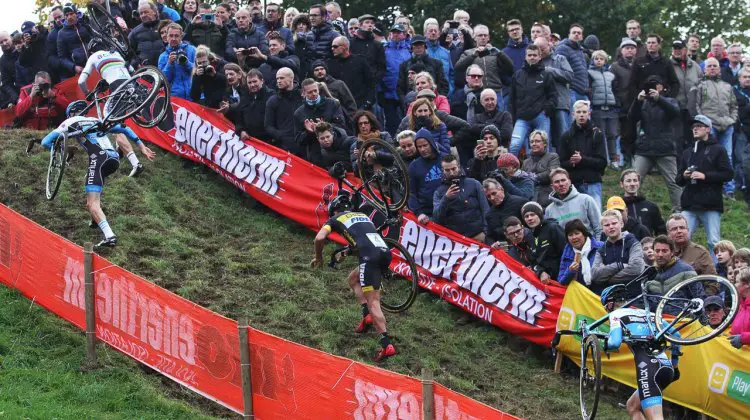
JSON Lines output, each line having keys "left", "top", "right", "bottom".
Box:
{"left": 177, "top": 50, "right": 188, "bottom": 64}
{"left": 37, "top": 82, "right": 50, "bottom": 96}
{"left": 199, "top": 64, "right": 215, "bottom": 75}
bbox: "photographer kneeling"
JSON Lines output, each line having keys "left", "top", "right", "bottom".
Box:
{"left": 158, "top": 23, "right": 196, "bottom": 100}
{"left": 190, "top": 45, "right": 226, "bottom": 108}
{"left": 15, "top": 71, "right": 71, "bottom": 129}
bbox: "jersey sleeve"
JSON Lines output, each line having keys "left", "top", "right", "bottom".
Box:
{"left": 78, "top": 55, "right": 95, "bottom": 87}
{"left": 41, "top": 125, "right": 65, "bottom": 149}
{"left": 606, "top": 314, "right": 623, "bottom": 350}
{"left": 109, "top": 124, "right": 142, "bottom": 144}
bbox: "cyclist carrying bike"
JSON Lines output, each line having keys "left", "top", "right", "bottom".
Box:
{"left": 39, "top": 101, "right": 143, "bottom": 247}
{"left": 78, "top": 39, "right": 155, "bottom": 177}
{"left": 310, "top": 192, "right": 398, "bottom": 362}
{"left": 600, "top": 284, "right": 682, "bottom": 420}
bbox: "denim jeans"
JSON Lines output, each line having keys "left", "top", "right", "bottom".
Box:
{"left": 735, "top": 129, "right": 747, "bottom": 191}
{"left": 575, "top": 182, "right": 602, "bottom": 213}
{"left": 591, "top": 108, "right": 619, "bottom": 163}
{"left": 682, "top": 210, "right": 721, "bottom": 261}
{"left": 502, "top": 93, "right": 510, "bottom": 113}
{"left": 711, "top": 126, "right": 735, "bottom": 194}
{"left": 510, "top": 112, "right": 551, "bottom": 156}
{"left": 550, "top": 109, "right": 571, "bottom": 152}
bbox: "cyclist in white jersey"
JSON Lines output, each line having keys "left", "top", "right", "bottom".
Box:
{"left": 77, "top": 41, "right": 155, "bottom": 177}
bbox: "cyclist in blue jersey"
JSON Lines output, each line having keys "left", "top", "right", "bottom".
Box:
{"left": 600, "top": 284, "right": 682, "bottom": 420}
{"left": 39, "top": 101, "right": 144, "bottom": 247}
{"left": 311, "top": 192, "right": 398, "bottom": 362}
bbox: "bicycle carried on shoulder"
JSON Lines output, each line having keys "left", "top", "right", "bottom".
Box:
{"left": 326, "top": 138, "right": 418, "bottom": 312}
{"left": 551, "top": 267, "right": 739, "bottom": 420}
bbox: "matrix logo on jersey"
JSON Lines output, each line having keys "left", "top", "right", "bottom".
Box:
{"left": 708, "top": 362, "right": 750, "bottom": 404}
{"left": 168, "top": 105, "right": 287, "bottom": 196}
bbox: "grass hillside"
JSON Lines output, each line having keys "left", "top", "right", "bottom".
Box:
{"left": 2, "top": 129, "right": 744, "bottom": 419}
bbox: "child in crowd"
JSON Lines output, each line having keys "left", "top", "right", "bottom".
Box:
{"left": 714, "top": 240, "right": 736, "bottom": 278}
{"left": 587, "top": 50, "right": 619, "bottom": 169}
{"left": 641, "top": 237, "right": 654, "bottom": 266}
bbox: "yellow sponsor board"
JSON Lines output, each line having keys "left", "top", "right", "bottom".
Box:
{"left": 558, "top": 282, "right": 750, "bottom": 420}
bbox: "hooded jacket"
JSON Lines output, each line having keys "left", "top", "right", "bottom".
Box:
{"left": 622, "top": 195, "right": 666, "bottom": 235}
{"left": 522, "top": 152, "right": 561, "bottom": 207}
{"left": 558, "top": 122, "right": 607, "bottom": 184}
{"left": 455, "top": 45, "right": 514, "bottom": 91}
{"left": 629, "top": 94, "right": 680, "bottom": 157}
{"left": 670, "top": 56, "right": 702, "bottom": 110}
{"left": 381, "top": 39, "right": 411, "bottom": 100}
{"left": 265, "top": 87, "right": 304, "bottom": 155}
{"left": 433, "top": 175, "right": 490, "bottom": 238}
{"left": 677, "top": 137, "right": 733, "bottom": 213}
{"left": 158, "top": 42, "right": 196, "bottom": 100}
{"left": 503, "top": 37, "right": 530, "bottom": 72}
{"left": 410, "top": 117, "right": 451, "bottom": 156}
{"left": 510, "top": 61, "right": 556, "bottom": 120}
{"left": 591, "top": 233, "right": 645, "bottom": 295}
{"left": 689, "top": 76, "right": 738, "bottom": 131}
{"left": 544, "top": 185, "right": 602, "bottom": 238}
{"left": 542, "top": 53, "right": 574, "bottom": 111}
{"left": 558, "top": 237, "right": 605, "bottom": 285}
{"left": 484, "top": 194, "right": 527, "bottom": 244}
{"left": 57, "top": 21, "right": 92, "bottom": 73}
{"left": 407, "top": 128, "right": 444, "bottom": 216}
{"left": 554, "top": 38, "right": 588, "bottom": 95}
{"left": 128, "top": 20, "right": 164, "bottom": 68}
{"left": 528, "top": 218, "right": 567, "bottom": 280}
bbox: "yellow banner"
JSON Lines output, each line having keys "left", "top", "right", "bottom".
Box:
{"left": 558, "top": 282, "right": 750, "bottom": 420}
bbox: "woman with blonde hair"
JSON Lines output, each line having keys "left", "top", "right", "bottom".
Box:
{"left": 283, "top": 7, "right": 299, "bottom": 29}
{"left": 190, "top": 45, "right": 227, "bottom": 108}
{"left": 407, "top": 98, "right": 450, "bottom": 155}
{"left": 521, "top": 129, "right": 560, "bottom": 206}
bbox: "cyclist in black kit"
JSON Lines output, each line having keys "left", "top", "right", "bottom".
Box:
{"left": 311, "top": 192, "right": 398, "bottom": 362}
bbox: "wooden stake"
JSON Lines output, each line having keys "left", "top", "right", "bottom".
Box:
{"left": 83, "top": 242, "right": 98, "bottom": 368}
{"left": 554, "top": 351, "right": 564, "bottom": 374}
{"left": 238, "top": 317, "right": 254, "bottom": 419}
{"left": 422, "top": 368, "right": 434, "bottom": 420}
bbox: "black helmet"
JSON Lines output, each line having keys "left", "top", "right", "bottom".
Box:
{"left": 86, "top": 38, "right": 107, "bottom": 54}
{"left": 66, "top": 100, "right": 88, "bottom": 117}
{"left": 600, "top": 284, "right": 628, "bottom": 308}
{"left": 328, "top": 192, "right": 352, "bottom": 217}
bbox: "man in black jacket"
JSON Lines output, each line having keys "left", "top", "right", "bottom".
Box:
{"left": 676, "top": 115, "right": 733, "bottom": 256}
{"left": 17, "top": 22, "right": 49, "bottom": 87}
{"left": 483, "top": 178, "right": 527, "bottom": 245}
{"left": 397, "top": 36, "right": 448, "bottom": 102}
{"left": 185, "top": 5, "right": 229, "bottom": 58}
{"left": 311, "top": 60, "right": 357, "bottom": 119}
{"left": 327, "top": 36, "right": 374, "bottom": 109}
{"left": 628, "top": 34, "right": 680, "bottom": 104}
{"left": 509, "top": 44, "right": 555, "bottom": 157}
{"left": 57, "top": 3, "right": 92, "bottom": 78}
{"left": 620, "top": 169, "right": 667, "bottom": 235}
{"left": 558, "top": 100, "right": 607, "bottom": 211}
{"left": 231, "top": 69, "right": 272, "bottom": 142}
{"left": 265, "top": 67, "right": 303, "bottom": 155}
{"left": 350, "top": 14, "right": 385, "bottom": 89}
{"left": 45, "top": 6, "right": 65, "bottom": 82}
{"left": 256, "top": 32, "right": 300, "bottom": 86}
{"left": 521, "top": 201, "right": 566, "bottom": 284}
{"left": 313, "top": 122, "right": 355, "bottom": 170}
{"left": 504, "top": 216, "right": 535, "bottom": 266}
{"left": 294, "top": 78, "right": 347, "bottom": 162}
{"left": 0, "top": 31, "right": 19, "bottom": 107}
{"left": 129, "top": 2, "right": 163, "bottom": 68}
{"left": 225, "top": 8, "right": 268, "bottom": 69}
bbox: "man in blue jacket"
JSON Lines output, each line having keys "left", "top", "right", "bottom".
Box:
{"left": 380, "top": 24, "right": 411, "bottom": 135}
{"left": 502, "top": 19, "right": 529, "bottom": 73}
{"left": 424, "top": 21, "right": 455, "bottom": 96}
{"left": 408, "top": 128, "right": 445, "bottom": 224}
{"left": 158, "top": 23, "right": 196, "bottom": 100}
{"left": 433, "top": 154, "right": 490, "bottom": 241}
{"left": 555, "top": 24, "right": 589, "bottom": 116}
{"left": 57, "top": 3, "right": 92, "bottom": 79}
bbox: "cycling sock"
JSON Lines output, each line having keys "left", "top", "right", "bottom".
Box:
{"left": 126, "top": 151, "right": 139, "bottom": 167}
{"left": 378, "top": 332, "right": 390, "bottom": 348}
{"left": 98, "top": 219, "right": 115, "bottom": 239}
{"left": 362, "top": 303, "right": 369, "bottom": 317}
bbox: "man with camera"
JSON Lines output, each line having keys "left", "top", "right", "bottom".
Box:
{"left": 432, "top": 154, "right": 489, "bottom": 242}
{"left": 128, "top": 2, "right": 163, "bottom": 69}
{"left": 186, "top": 4, "right": 228, "bottom": 58}
{"left": 16, "top": 21, "right": 49, "bottom": 88}
{"left": 225, "top": 8, "right": 268, "bottom": 70}
{"left": 158, "top": 23, "right": 196, "bottom": 100}
{"left": 15, "top": 71, "right": 70, "bottom": 130}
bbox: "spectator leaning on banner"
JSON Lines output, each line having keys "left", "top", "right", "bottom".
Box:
{"left": 558, "top": 218, "right": 604, "bottom": 287}
{"left": 591, "top": 209, "right": 645, "bottom": 296}
{"left": 408, "top": 128, "right": 445, "bottom": 224}
{"left": 14, "top": 71, "right": 70, "bottom": 130}
{"left": 504, "top": 216, "right": 535, "bottom": 266}
{"left": 666, "top": 213, "right": 716, "bottom": 275}
{"left": 158, "top": 23, "right": 196, "bottom": 100}
{"left": 313, "top": 121, "right": 354, "bottom": 171}
{"left": 522, "top": 130, "right": 560, "bottom": 207}
{"left": 294, "top": 78, "right": 348, "bottom": 162}
{"left": 483, "top": 177, "right": 527, "bottom": 245}
{"left": 521, "top": 201, "right": 566, "bottom": 284}
{"left": 57, "top": 3, "right": 92, "bottom": 79}
{"left": 129, "top": 2, "right": 164, "bottom": 68}
{"left": 432, "top": 154, "right": 489, "bottom": 242}
{"left": 644, "top": 235, "right": 699, "bottom": 307}
{"left": 545, "top": 168, "right": 602, "bottom": 239}
{"left": 265, "top": 67, "right": 303, "bottom": 155}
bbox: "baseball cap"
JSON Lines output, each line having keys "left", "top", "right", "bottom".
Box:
{"left": 551, "top": 33, "right": 560, "bottom": 41}
{"left": 390, "top": 23, "right": 405, "bottom": 32}
{"left": 704, "top": 295, "right": 724, "bottom": 309}
{"left": 672, "top": 39, "right": 686, "bottom": 49}
{"left": 692, "top": 114, "right": 712, "bottom": 130}
{"left": 606, "top": 196, "right": 626, "bottom": 211}
{"left": 416, "top": 89, "right": 436, "bottom": 99}
{"left": 21, "top": 21, "right": 35, "bottom": 34}
{"left": 619, "top": 38, "right": 637, "bottom": 48}
{"left": 411, "top": 35, "right": 427, "bottom": 45}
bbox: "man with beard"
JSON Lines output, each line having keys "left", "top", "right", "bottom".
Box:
{"left": 265, "top": 67, "right": 304, "bottom": 155}
{"left": 644, "top": 235, "right": 700, "bottom": 306}
{"left": 129, "top": 2, "right": 164, "bottom": 68}
{"left": 432, "top": 154, "right": 489, "bottom": 241}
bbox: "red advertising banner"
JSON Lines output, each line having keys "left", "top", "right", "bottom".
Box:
{"left": 124, "top": 98, "right": 565, "bottom": 347}
{"left": 0, "top": 203, "right": 518, "bottom": 418}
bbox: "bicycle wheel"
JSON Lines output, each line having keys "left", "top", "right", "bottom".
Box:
{"left": 132, "top": 66, "right": 170, "bottom": 128}
{"left": 579, "top": 334, "right": 601, "bottom": 420}
{"left": 357, "top": 138, "right": 410, "bottom": 213}
{"left": 655, "top": 275, "right": 739, "bottom": 345}
{"left": 103, "top": 68, "right": 161, "bottom": 124}
{"left": 86, "top": 3, "right": 131, "bottom": 59}
{"left": 46, "top": 133, "right": 67, "bottom": 201}
{"left": 380, "top": 237, "right": 419, "bottom": 313}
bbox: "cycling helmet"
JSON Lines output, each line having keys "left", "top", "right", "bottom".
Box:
{"left": 328, "top": 192, "right": 352, "bottom": 217}
{"left": 600, "top": 284, "right": 628, "bottom": 307}
{"left": 66, "top": 100, "right": 88, "bottom": 117}
{"left": 86, "top": 38, "right": 107, "bottom": 54}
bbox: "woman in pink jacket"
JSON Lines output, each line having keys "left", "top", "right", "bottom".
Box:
{"left": 729, "top": 267, "right": 750, "bottom": 349}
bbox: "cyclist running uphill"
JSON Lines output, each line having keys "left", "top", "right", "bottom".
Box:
{"left": 78, "top": 39, "right": 155, "bottom": 177}
{"left": 600, "top": 284, "right": 682, "bottom": 420}
{"left": 311, "top": 192, "right": 398, "bottom": 362}
{"left": 40, "top": 101, "right": 144, "bottom": 247}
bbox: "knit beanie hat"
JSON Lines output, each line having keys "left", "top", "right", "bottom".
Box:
{"left": 480, "top": 124, "right": 501, "bottom": 141}
{"left": 521, "top": 201, "right": 544, "bottom": 220}
{"left": 311, "top": 59, "right": 328, "bottom": 71}
{"left": 583, "top": 34, "right": 600, "bottom": 51}
{"left": 496, "top": 152, "right": 520, "bottom": 169}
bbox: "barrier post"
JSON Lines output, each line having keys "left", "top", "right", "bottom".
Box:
{"left": 238, "top": 317, "right": 254, "bottom": 419}
{"left": 554, "top": 351, "right": 563, "bottom": 374}
{"left": 83, "top": 242, "right": 99, "bottom": 370}
{"left": 422, "top": 368, "right": 434, "bottom": 420}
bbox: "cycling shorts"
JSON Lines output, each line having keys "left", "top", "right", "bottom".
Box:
{"left": 632, "top": 345, "right": 674, "bottom": 409}
{"left": 85, "top": 143, "right": 120, "bottom": 193}
{"left": 358, "top": 249, "right": 392, "bottom": 293}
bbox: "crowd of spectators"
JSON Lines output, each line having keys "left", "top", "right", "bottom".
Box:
{"left": 0, "top": 2, "right": 748, "bottom": 347}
